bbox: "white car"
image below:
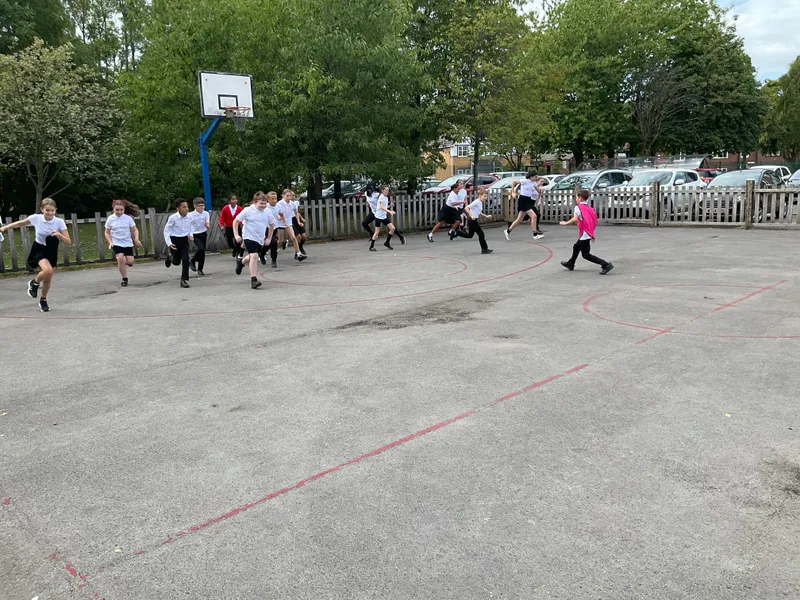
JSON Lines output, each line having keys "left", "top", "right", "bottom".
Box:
{"left": 624, "top": 168, "right": 706, "bottom": 189}
{"left": 749, "top": 165, "right": 792, "bottom": 184}
{"left": 789, "top": 169, "right": 800, "bottom": 187}
{"left": 614, "top": 169, "right": 706, "bottom": 218}
{"left": 490, "top": 171, "right": 529, "bottom": 180}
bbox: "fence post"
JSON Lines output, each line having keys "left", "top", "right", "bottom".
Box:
{"left": 58, "top": 213, "right": 70, "bottom": 266}
{"left": 94, "top": 212, "right": 106, "bottom": 261}
{"left": 147, "top": 208, "right": 158, "bottom": 256}
{"left": 744, "top": 180, "right": 754, "bottom": 229}
{"left": 70, "top": 213, "right": 82, "bottom": 264}
{"left": 6, "top": 217, "right": 19, "bottom": 271}
{"left": 19, "top": 215, "right": 31, "bottom": 264}
{"left": 650, "top": 181, "right": 660, "bottom": 227}
{"left": 326, "top": 197, "right": 336, "bottom": 240}
{"left": 138, "top": 210, "right": 148, "bottom": 257}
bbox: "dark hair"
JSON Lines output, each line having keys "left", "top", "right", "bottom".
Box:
{"left": 112, "top": 199, "right": 140, "bottom": 217}
{"left": 227, "top": 193, "right": 237, "bottom": 201}
{"left": 450, "top": 181, "right": 461, "bottom": 191}
{"left": 578, "top": 189, "right": 590, "bottom": 201}
{"left": 193, "top": 197, "right": 205, "bottom": 206}
{"left": 365, "top": 181, "right": 376, "bottom": 196}
{"left": 526, "top": 170, "right": 537, "bottom": 179}
{"left": 174, "top": 198, "right": 188, "bottom": 209}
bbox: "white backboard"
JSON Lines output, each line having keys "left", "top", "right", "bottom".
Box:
{"left": 198, "top": 71, "right": 254, "bottom": 119}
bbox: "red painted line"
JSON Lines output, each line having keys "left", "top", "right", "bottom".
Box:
{"left": 263, "top": 257, "right": 468, "bottom": 288}
{"left": 1, "top": 497, "right": 10, "bottom": 505}
{"left": 521, "top": 373, "right": 564, "bottom": 392}
{"left": 583, "top": 292, "right": 664, "bottom": 333}
{"left": 1, "top": 245, "right": 554, "bottom": 321}
{"left": 270, "top": 256, "right": 435, "bottom": 283}
{"left": 87, "top": 352, "right": 584, "bottom": 571}
{"left": 157, "top": 409, "right": 477, "bottom": 545}
{"left": 65, "top": 563, "right": 78, "bottom": 577}
{"left": 634, "top": 280, "right": 788, "bottom": 344}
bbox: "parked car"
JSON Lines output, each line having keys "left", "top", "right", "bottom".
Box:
{"left": 704, "top": 168, "right": 783, "bottom": 220}
{"left": 748, "top": 165, "right": 792, "bottom": 184}
{"left": 423, "top": 173, "right": 498, "bottom": 194}
{"left": 789, "top": 169, "right": 800, "bottom": 187}
{"left": 490, "top": 170, "right": 529, "bottom": 180}
{"left": 612, "top": 169, "right": 707, "bottom": 218}
{"left": 695, "top": 168, "right": 726, "bottom": 183}
{"left": 550, "top": 169, "right": 632, "bottom": 192}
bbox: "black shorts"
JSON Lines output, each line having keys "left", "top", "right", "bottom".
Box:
{"left": 517, "top": 195, "right": 537, "bottom": 213}
{"left": 244, "top": 239, "right": 263, "bottom": 254}
{"left": 438, "top": 204, "right": 460, "bottom": 224}
{"left": 27, "top": 240, "right": 59, "bottom": 270}
{"left": 112, "top": 245, "right": 134, "bottom": 257}
{"left": 374, "top": 217, "right": 392, "bottom": 227}
{"left": 292, "top": 220, "right": 306, "bottom": 235}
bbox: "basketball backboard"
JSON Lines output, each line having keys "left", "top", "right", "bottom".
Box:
{"left": 198, "top": 71, "right": 254, "bottom": 119}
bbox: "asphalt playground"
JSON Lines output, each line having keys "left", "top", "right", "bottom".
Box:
{"left": 1, "top": 224, "right": 799, "bottom": 600}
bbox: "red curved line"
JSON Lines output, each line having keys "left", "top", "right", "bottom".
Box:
{"left": 0, "top": 245, "right": 554, "bottom": 321}
{"left": 582, "top": 292, "right": 664, "bottom": 332}
{"left": 264, "top": 257, "right": 468, "bottom": 287}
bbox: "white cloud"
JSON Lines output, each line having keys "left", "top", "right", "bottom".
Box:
{"left": 722, "top": 0, "right": 800, "bottom": 80}
{"left": 522, "top": 0, "right": 800, "bottom": 80}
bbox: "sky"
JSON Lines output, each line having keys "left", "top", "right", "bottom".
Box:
{"left": 523, "top": 0, "right": 799, "bottom": 81}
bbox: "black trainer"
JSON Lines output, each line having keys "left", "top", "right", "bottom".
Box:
{"left": 180, "top": 279, "right": 190, "bottom": 288}
{"left": 190, "top": 260, "right": 197, "bottom": 272}
{"left": 369, "top": 246, "right": 377, "bottom": 252}
{"left": 481, "top": 249, "right": 494, "bottom": 254}
{"left": 399, "top": 233, "right": 406, "bottom": 245}
{"left": 384, "top": 242, "right": 393, "bottom": 250}
{"left": 165, "top": 255, "right": 171, "bottom": 268}
{"left": 561, "top": 261, "right": 574, "bottom": 271}
{"left": 259, "top": 252, "right": 266, "bottom": 266}
{"left": 251, "top": 277, "right": 262, "bottom": 289}
{"left": 235, "top": 256, "right": 243, "bottom": 275}
{"left": 198, "top": 269, "right": 204, "bottom": 276}
{"left": 39, "top": 298, "right": 49, "bottom": 312}
{"left": 121, "top": 278, "right": 128, "bottom": 287}
{"left": 600, "top": 263, "right": 614, "bottom": 275}
{"left": 297, "top": 254, "right": 307, "bottom": 262}
{"left": 271, "top": 258, "right": 277, "bottom": 268}
{"left": 27, "top": 279, "right": 39, "bottom": 299}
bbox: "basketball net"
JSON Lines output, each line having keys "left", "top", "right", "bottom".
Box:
{"left": 224, "top": 106, "right": 251, "bottom": 132}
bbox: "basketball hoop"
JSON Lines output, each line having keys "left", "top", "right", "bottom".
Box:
{"left": 224, "top": 106, "right": 251, "bottom": 132}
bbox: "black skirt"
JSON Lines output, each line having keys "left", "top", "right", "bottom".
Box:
{"left": 27, "top": 238, "right": 59, "bottom": 270}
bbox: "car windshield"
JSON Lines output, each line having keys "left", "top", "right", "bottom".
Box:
{"left": 553, "top": 174, "right": 595, "bottom": 190}
{"left": 340, "top": 182, "right": 366, "bottom": 194}
{"left": 707, "top": 171, "right": 761, "bottom": 187}
{"left": 436, "top": 175, "right": 467, "bottom": 188}
{"left": 790, "top": 169, "right": 800, "bottom": 182}
{"left": 629, "top": 171, "right": 672, "bottom": 186}
{"left": 488, "top": 177, "right": 516, "bottom": 189}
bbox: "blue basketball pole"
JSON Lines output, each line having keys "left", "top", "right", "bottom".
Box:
{"left": 199, "top": 117, "right": 222, "bottom": 211}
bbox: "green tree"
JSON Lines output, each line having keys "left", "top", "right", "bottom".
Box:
{"left": 761, "top": 57, "right": 800, "bottom": 161}
{"left": 0, "top": 0, "right": 69, "bottom": 54}
{"left": 410, "top": 0, "right": 531, "bottom": 186}
{"left": 0, "top": 39, "right": 124, "bottom": 211}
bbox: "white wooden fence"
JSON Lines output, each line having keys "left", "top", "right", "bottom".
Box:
{"left": 2, "top": 185, "right": 798, "bottom": 272}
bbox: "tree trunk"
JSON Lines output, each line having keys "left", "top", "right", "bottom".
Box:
{"left": 572, "top": 138, "right": 585, "bottom": 169}
{"left": 333, "top": 175, "right": 342, "bottom": 200}
{"left": 472, "top": 137, "right": 481, "bottom": 199}
{"left": 314, "top": 171, "right": 324, "bottom": 200}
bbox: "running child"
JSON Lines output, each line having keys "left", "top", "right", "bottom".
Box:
{"left": 189, "top": 197, "right": 210, "bottom": 275}
{"left": 258, "top": 191, "right": 281, "bottom": 268}
{"left": 506, "top": 172, "right": 543, "bottom": 241}
{"left": 218, "top": 193, "right": 243, "bottom": 258}
{"left": 369, "top": 185, "right": 405, "bottom": 251}
{"left": 290, "top": 191, "right": 308, "bottom": 255}
{"left": 449, "top": 189, "right": 493, "bottom": 254}
{"left": 233, "top": 192, "right": 276, "bottom": 289}
{"left": 0, "top": 198, "right": 72, "bottom": 312}
{"left": 361, "top": 182, "right": 378, "bottom": 237}
{"left": 163, "top": 198, "right": 194, "bottom": 288}
{"left": 105, "top": 199, "right": 143, "bottom": 287}
{"left": 559, "top": 189, "right": 614, "bottom": 275}
{"left": 427, "top": 180, "right": 465, "bottom": 242}
{"left": 276, "top": 189, "right": 307, "bottom": 262}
